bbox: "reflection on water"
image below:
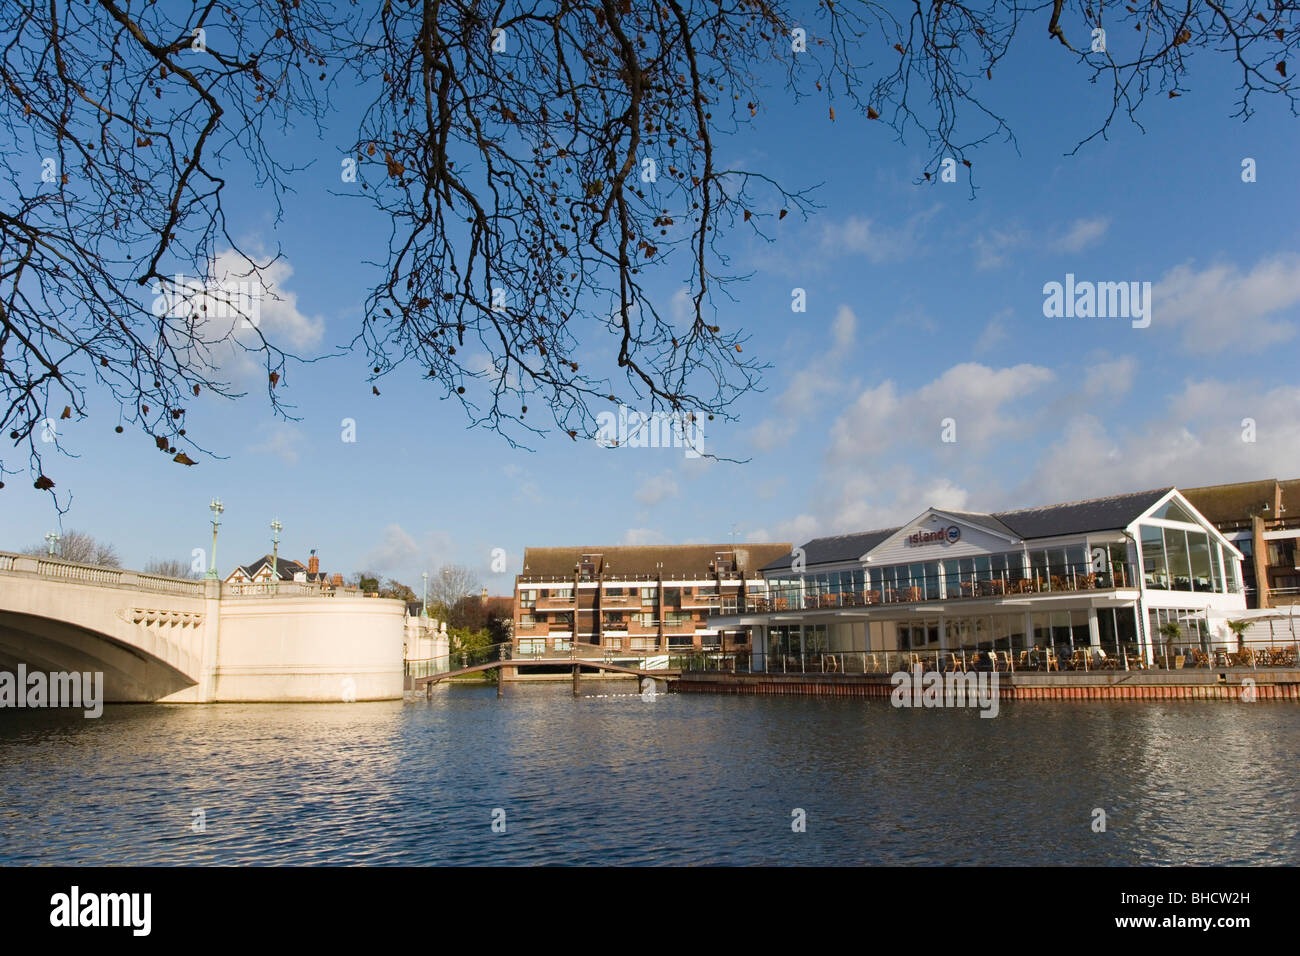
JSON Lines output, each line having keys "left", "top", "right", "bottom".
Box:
{"left": 1, "top": 683, "right": 1297, "bottom": 865}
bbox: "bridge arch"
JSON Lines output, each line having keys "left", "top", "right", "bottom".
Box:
{"left": 0, "top": 608, "right": 197, "bottom": 702}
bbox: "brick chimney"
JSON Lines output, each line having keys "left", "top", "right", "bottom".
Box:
{"left": 331, "top": 572, "right": 343, "bottom": 587}
{"left": 308, "top": 551, "right": 320, "bottom": 576}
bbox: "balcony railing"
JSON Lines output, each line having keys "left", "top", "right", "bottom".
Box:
{"left": 713, "top": 563, "right": 1151, "bottom": 615}
{"left": 680, "top": 635, "right": 1299, "bottom": 675}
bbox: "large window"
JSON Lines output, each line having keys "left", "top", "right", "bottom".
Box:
{"left": 1141, "top": 525, "right": 1167, "bottom": 587}
{"left": 1151, "top": 499, "right": 1200, "bottom": 522}
{"left": 1187, "top": 531, "right": 1214, "bottom": 591}
{"left": 1163, "top": 528, "right": 1192, "bottom": 590}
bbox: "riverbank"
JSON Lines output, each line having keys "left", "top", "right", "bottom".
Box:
{"left": 674, "top": 668, "right": 1300, "bottom": 700}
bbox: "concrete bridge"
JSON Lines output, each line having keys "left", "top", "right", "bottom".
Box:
{"left": 0, "top": 552, "right": 417, "bottom": 702}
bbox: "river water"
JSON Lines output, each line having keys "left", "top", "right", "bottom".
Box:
{"left": 1, "top": 682, "right": 1297, "bottom": 865}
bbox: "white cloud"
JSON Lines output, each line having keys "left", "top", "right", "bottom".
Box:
{"left": 1154, "top": 254, "right": 1300, "bottom": 353}
{"left": 622, "top": 527, "right": 666, "bottom": 546}
{"left": 972, "top": 227, "right": 1026, "bottom": 271}
{"left": 635, "top": 472, "right": 680, "bottom": 507}
{"left": 831, "top": 304, "right": 856, "bottom": 349}
{"left": 1023, "top": 380, "right": 1300, "bottom": 503}
{"left": 748, "top": 306, "right": 858, "bottom": 451}
{"left": 1082, "top": 356, "right": 1137, "bottom": 401}
{"left": 1052, "top": 216, "right": 1110, "bottom": 253}
{"left": 974, "top": 309, "right": 1011, "bottom": 354}
{"left": 247, "top": 421, "right": 304, "bottom": 464}
{"left": 177, "top": 249, "right": 327, "bottom": 384}
{"left": 828, "top": 362, "right": 1055, "bottom": 462}
{"left": 503, "top": 463, "right": 543, "bottom": 505}
{"left": 818, "top": 207, "right": 940, "bottom": 264}
{"left": 362, "top": 523, "right": 420, "bottom": 573}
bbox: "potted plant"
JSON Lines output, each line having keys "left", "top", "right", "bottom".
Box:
{"left": 1226, "top": 619, "right": 1250, "bottom": 652}
{"left": 1158, "top": 621, "right": 1183, "bottom": 669}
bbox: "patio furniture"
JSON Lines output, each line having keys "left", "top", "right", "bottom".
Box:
{"left": 1044, "top": 649, "right": 1060, "bottom": 672}
{"left": 1190, "top": 650, "right": 1210, "bottom": 668}
{"left": 1069, "top": 649, "right": 1090, "bottom": 671}
{"left": 905, "top": 586, "right": 922, "bottom": 602}
{"left": 947, "top": 652, "right": 965, "bottom": 673}
{"left": 865, "top": 590, "right": 880, "bottom": 605}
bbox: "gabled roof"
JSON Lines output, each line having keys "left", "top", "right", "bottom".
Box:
{"left": 931, "top": 508, "right": 1021, "bottom": 541}
{"left": 521, "top": 543, "right": 791, "bottom": 579}
{"left": 230, "top": 554, "right": 318, "bottom": 582}
{"left": 991, "top": 488, "right": 1173, "bottom": 539}
{"left": 770, "top": 487, "right": 1183, "bottom": 574}
{"left": 761, "top": 529, "right": 899, "bottom": 573}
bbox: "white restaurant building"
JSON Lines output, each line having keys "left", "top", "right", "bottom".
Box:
{"left": 716, "top": 488, "right": 1248, "bottom": 669}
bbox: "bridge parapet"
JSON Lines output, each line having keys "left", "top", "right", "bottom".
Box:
{"left": 0, "top": 551, "right": 210, "bottom": 597}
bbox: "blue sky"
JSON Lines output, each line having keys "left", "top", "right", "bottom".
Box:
{"left": 5, "top": 16, "right": 1299, "bottom": 593}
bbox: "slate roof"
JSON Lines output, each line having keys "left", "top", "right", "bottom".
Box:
{"left": 761, "top": 529, "right": 899, "bottom": 572}
{"left": 231, "top": 553, "right": 326, "bottom": 583}
{"left": 766, "top": 488, "right": 1178, "bottom": 573}
{"left": 991, "top": 488, "right": 1173, "bottom": 540}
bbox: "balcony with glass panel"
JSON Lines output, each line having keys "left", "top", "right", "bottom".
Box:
{"left": 710, "top": 554, "right": 1142, "bottom": 616}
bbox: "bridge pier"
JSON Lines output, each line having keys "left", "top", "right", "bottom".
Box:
{"left": 497, "top": 664, "right": 504, "bottom": 698}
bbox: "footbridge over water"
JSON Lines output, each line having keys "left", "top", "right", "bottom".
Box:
{"left": 409, "top": 642, "right": 681, "bottom": 697}
{"left": 0, "top": 553, "right": 414, "bottom": 702}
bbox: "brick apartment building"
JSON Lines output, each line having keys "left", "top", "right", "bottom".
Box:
{"left": 1182, "top": 478, "right": 1300, "bottom": 608}
{"left": 513, "top": 543, "right": 791, "bottom": 655}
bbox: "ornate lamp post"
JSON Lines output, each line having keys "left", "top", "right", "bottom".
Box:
{"left": 270, "top": 519, "right": 282, "bottom": 594}
{"left": 207, "top": 499, "right": 224, "bottom": 579}
{"left": 45, "top": 531, "right": 60, "bottom": 557}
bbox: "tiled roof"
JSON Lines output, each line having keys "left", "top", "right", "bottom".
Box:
{"left": 1180, "top": 479, "right": 1279, "bottom": 525}
{"left": 521, "top": 543, "right": 792, "bottom": 579}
